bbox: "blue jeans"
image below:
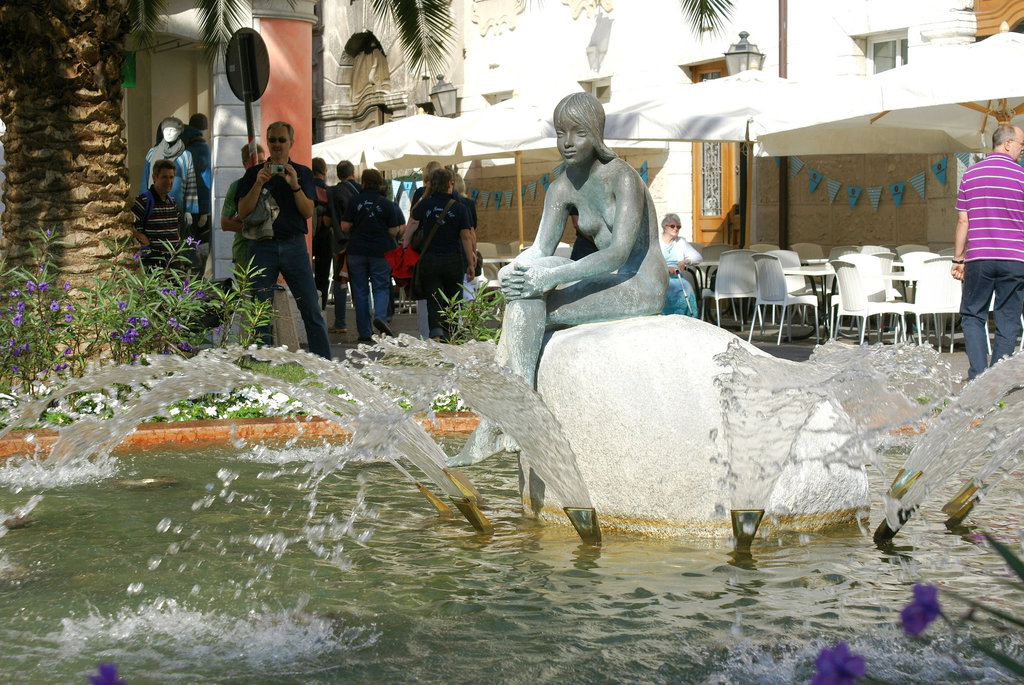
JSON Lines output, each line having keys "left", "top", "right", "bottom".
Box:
{"left": 347, "top": 253, "right": 392, "bottom": 338}
{"left": 333, "top": 280, "right": 348, "bottom": 328}
{"left": 249, "top": 235, "right": 333, "bottom": 360}
{"left": 961, "top": 259, "right": 1024, "bottom": 379}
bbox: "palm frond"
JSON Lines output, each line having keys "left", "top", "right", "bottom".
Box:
{"left": 369, "top": 0, "right": 454, "bottom": 78}
{"left": 194, "top": 0, "right": 250, "bottom": 63}
{"left": 678, "top": 0, "right": 734, "bottom": 37}
{"left": 984, "top": 533, "right": 1024, "bottom": 583}
{"left": 126, "top": 0, "right": 166, "bottom": 51}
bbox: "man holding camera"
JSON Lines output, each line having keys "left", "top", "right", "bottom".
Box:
{"left": 236, "top": 121, "right": 332, "bottom": 360}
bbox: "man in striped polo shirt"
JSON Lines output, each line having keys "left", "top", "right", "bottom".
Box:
{"left": 132, "top": 158, "right": 181, "bottom": 269}
{"left": 952, "top": 124, "right": 1024, "bottom": 379}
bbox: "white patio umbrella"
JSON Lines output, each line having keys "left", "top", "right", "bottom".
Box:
{"left": 312, "top": 114, "right": 461, "bottom": 169}
{"left": 757, "top": 32, "right": 1024, "bottom": 156}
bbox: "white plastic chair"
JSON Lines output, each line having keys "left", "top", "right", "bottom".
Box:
{"left": 832, "top": 260, "right": 908, "bottom": 344}
{"left": 749, "top": 243, "right": 779, "bottom": 252}
{"left": 902, "top": 257, "right": 961, "bottom": 351}
{"left": 898, "top": 251, "right": 940, "bottom": 302}
{"left": 701, "top": 243, "right": 732, "bottom": 263}
{"left": 860, "top": 245, "right": 893, "bottom": 255}
{"left": 477, "top": 242, "right": 499, "bottom": 258}
{"left": 701, "top": 249, "right": 756, "bottom": 326}
{"left": 896, "top": 244, "right": 930, "bottom": 257}
{"left": 791, "top": 242, "right": 825, "bottom": 262}
{"left": 749, "top": 254, "right": 819, "bottom": 344}
{"left": 828, "top": 245, "right": 859, "bottom": 261}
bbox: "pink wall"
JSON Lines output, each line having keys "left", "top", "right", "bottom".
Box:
{"left": 260, "top": 18, "right": 314, "bottom": 253}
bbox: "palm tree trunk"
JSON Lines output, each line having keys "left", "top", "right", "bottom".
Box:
{"left": 0, "top": 1, "right": 135, "bottom": 287}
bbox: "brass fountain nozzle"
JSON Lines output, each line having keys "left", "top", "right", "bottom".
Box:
{"left": 873, "top": 469, "right": 922, "bottom": 544}
{"left": 730, "top": 509, "right": 765, "bottom": 550}
{"left": 563, "top": 507, "right": 602, "bottom": 546}
{"left": 941, "top": 482, "right": 980, "bottom": 528}
{"left": 451, "top": 496, "right": 493, "bottom": 534}
{"left": 415, "top": 483, "right": 454, "bottom": 519}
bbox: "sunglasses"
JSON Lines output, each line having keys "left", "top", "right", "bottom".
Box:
{"left": 664, "top": 224, "right": 680, "bottom": 229}
{"left": 267, "top": 136, "right": 289, "bottom": 144}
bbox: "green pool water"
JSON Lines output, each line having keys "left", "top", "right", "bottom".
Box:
{"left": 0, "top": 441, "right": 1020, "bottom": 684}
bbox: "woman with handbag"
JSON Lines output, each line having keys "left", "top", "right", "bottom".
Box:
{"left": 409, "top": 167, "right": 476, "bottom": 341}
{"left": 341, "top": 169, "right": 405, "bottom": 342}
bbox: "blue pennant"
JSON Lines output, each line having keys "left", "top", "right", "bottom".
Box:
{"left": 403, "top": 180, "right": 414, "bottom": 195}
{"left": 540, "top": 173, "right": 550, "bottom": 191}
{"left": 808, "top": 169, "right": 823, "bottom": 194}
{"left": 638, "top": 161, "right": 648, "bottom": 184}
{"left": 469, "top": 188, "right": 479, "bottom": 202}
{"left": 847, "top": 185, "right": 862, "bottom": 210}
{"left": 889, "top": 182, "right": 904, "bottom": 208}
{"left": 494, "top": 192, "right": 502, "bottom": 210}
{"left": 931, "top": 157, "right": 948, "bottom": 186}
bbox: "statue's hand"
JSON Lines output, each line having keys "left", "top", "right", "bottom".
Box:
{"left": 501, "top": 263, "right": 548, "bottom": 300}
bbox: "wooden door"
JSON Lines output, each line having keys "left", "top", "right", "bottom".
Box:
{"left": 691, "top": 62, "right": 737, "bottom": 246}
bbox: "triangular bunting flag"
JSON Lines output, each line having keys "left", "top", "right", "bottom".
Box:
{"left": 908, "top": 171, "right": 926, "bottom": 199}
{"left": 639, "top": 161, "right": 648, "bottom": 184}
{"left": 826, "top": 178, "right": 841, "bottom": 205}
{"left": 790, "top": 156, "right": 805, "bottom": 178}
{"left": 552, "top": 162, "right": 566, "bottom": 177}
{"left": 469, "top": 188, "right": 479, "bottom": 202}
{"left": 955, "top": 152, "right": 971, "bottom": 169}
{"left": 527, "top": 180, "right": 537, "bottom": 200}
{"left": 889, "top": 182, "right": 905, "bottom": 209}
{"left": 391, "top": 179, "right": 403, "bottom": 202}
{"left": 494, "top": 192, "right": 501, "bottom": 210}
{"left": 504, "top": 190, "right": 513, "bottom": 208}
{"left": 808, "top": 169, "right": 823, "bottom": 194}
{"left": 866, "top": 186, "right": 882, "bottom": 212}
{"left": 521, "top": 185, "right": 527, "bottom": 201}
{"left": 774, "top": 157, "right": 780, "bottom": 167}
{"left": 931, "top": 157, "right": 948, "bottom": 186}
{"left": 480, "top": 190, "right": 491, "bottom": 208}
{"left": 403, "top": 180, "right": 414, "bottom": 195}
{"left": 847, "top": 185, "right": 862, "bottom": 209}
{"left": 540, "top": 173, "right": 551, "bottom": 191}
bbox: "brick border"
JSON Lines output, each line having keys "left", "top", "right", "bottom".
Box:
{"left": 0, "top": 412, "right": 479, "bottom": 460}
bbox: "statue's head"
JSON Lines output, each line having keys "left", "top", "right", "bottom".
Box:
{"left": 160, "top": 117, "right": 184, "bottom": 144}
{"left": 553, "top": 92, "right": 617, "bottom": 164}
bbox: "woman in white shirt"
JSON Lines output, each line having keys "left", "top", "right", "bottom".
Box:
{"left": 659, "top": 213, "right": 701, "bottom": 316}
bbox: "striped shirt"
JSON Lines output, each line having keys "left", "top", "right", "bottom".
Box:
{"left": 956, "top": 152, "right": 1024, "bottom": 262}
{"left": 132, "top": 187, "right": 180, "bottom": 254}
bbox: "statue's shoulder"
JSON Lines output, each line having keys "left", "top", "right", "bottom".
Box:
{"left": 597, "top": 158, "right": 644, "bottom": 189}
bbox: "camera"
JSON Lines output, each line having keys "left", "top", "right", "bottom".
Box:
{"left": 268, "top": 163, "right": 286, "bottom": 175}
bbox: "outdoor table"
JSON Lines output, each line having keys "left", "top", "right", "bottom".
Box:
{"left": 783, "top": 264, "right": 834, "bottom": 336}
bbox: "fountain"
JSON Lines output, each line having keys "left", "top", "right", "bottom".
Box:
{"left": 0, "top": 334, "right": 1022, "bottom": 680}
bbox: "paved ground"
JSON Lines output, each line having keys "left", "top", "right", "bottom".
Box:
{"left": 321, "top": 301, "right": 971, "bottom": 382}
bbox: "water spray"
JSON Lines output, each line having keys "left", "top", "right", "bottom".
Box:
{"left": 385, "top": 457, "right": 454, "bottom": 520}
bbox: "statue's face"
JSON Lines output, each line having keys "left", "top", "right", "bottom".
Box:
{"left": 556, "top": 120, "right": 596, "bottom": 166}
{"left": 162, "top": 125, "right": 182, "bottom": 144}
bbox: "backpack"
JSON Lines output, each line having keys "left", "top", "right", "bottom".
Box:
{"left": 314, "top": 185, "right": 331, "bottom": 235}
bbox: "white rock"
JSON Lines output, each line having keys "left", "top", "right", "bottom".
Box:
{"left": 525, "top": 315, "right": 871, "bottom": 538}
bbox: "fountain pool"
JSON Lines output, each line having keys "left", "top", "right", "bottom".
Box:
{"left": 0, "top": 439, "right": 1021, "bottom": 683}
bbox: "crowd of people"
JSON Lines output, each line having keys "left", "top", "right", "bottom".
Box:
{"left": 132, "top": 99, "right": 702, "bottom": 362}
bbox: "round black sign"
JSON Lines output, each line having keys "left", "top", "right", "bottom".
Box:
{"left": 225, "top": 28, "right": 270, "bottom": 102}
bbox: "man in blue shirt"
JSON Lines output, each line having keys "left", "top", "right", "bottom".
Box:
{"left": 236, "top": 121, "right": 332, "bottom": 360}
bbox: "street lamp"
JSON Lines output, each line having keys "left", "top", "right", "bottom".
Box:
{"left": 429, "top": 75, "right": 458, "bottom": 117}
{"left": 724, "top": 31, "right": 765, "bottom": 75}
{"left": 724, "top": 32, "right": 764, "bottom": 249}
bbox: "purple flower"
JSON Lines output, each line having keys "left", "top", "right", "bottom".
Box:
{"left": 109, "top": 330, "right": 118, "bottom": 340}
{"left": 52, "top": 362, "right": 67, "bottom": 372}
{"left": 64, "top": 313, "right": 73, "bottom": 323}
{"left": 66, "top": 303, "right": 74, "bottom": 311}
{"left": 62, "top": 281, "right": 71, "bottom": 291}
{"left": 811, "top": 642, "right": 865, "bottom": 685}
{"left": 139, "top": 316, "right": 149, "bottom": 327}
{"left": 63, "top": 347, "right": 72, "bottom": 356}
{"left": 88, "top": 663, "right": 126, "bottom": 685}
{"left": 44, "top": 228, "right": 51, "bottom": 237}
{"left": 185, "top": 236, "right": 196, "bottom": 247}
{"left": 38, "top": 282, "right": 48, "bottom": 292}
{"left": 195, "top": 289, "right": 206, "bottom": 300}
{"left": 168, "top": 317, "right": 182, "bottom": 331}
{"left": 15, "top": 301, "right": 24, "bottom": 312}
{"left": 117, "top": 300, "right": 127, "bottom": 311}
{"left": 120, "top": 328, "right": 138, "bottom": 343}
{"left": 176, "top": 341, "right": 193, "bottom": 353}
{"left": 24, "top": 281, "right": 35, "bottom": 294}
{"left": 49, "top": 300, "right": 59, "bottom": 312}
{"left": 901, "top": 583, "right": 941, "bottom": 636}
{"left": 7, "top": 289, "right": 18, "bottom": 297}
{"left": 11, "top": 313, "right": 22, "bottom": 326}
{"left": 11, "top": 365, "right": 17, "bottom": 374}
{"left": 127, "top": 316, "right": 138, "bottom": 325}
